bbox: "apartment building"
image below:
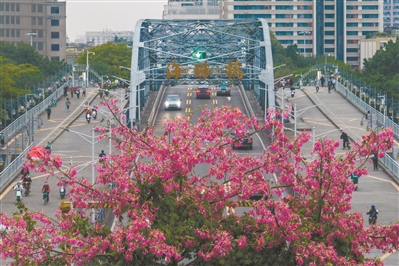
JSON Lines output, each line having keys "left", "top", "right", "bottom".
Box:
{"left": 75, "top": 29, "right": 134, "bottom": 46}
{"left": 383, "top": 0, "right": 399, "bottom": 27}
{"left": 359, "top": 37, "right": 397, "bottom": 69}
{"left": 0, "top": 0, "right": 66, "bottom": 61}
{"left": 164, "top": 0, "right": 384, "bottom": 67}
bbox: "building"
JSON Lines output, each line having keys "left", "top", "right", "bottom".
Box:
{"left": 164, "top": 0, "right": 384, "bottom": 68}
{"left": 76, "top": 29, "right": 134, "bottom": 46}
{"left": 164, "top": 0, "right": 219, "bottom": 20}
{"left": 0, "top": 0, "right": 66, "bottom": 61}
{"left": 383, "top": 0, "right": 399, "bottom": 28}
{"left": 359, "top": 37, "right": 397, "bottom": 69}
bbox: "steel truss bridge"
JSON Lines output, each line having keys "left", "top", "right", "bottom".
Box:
{"left": 129, "top": 19, "right": 275, "bottom": 125}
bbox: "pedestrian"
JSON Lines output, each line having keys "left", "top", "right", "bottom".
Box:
{"left": 372, "top": 153, "right": 379, "bottom": 170}
{"left": 65, "top": 98, "right": 71, "bottom": 111}
{"left": 365, "top": 110, "right": 370, "bottom": 120}
{"left": 45, "top": 106, "right": 52, "bottom": 119}
{"left": 99, "top": 88, "right": 104, "bottom": 100}
{"left": 76, "top": 87, "right": 80, "bottom": 99}
{"left": 340, "top": 131, "right": 349, "bottom": 150}
{"left": 63, "top": 85, "right": 68, "bottom": 97}
{"left": 82, "top": 85, "right": 86, "bottom": 97}
{"left": 320, "top": 76, "right": 325, "bottom": 87}
{"left": 70, "top": 86, "right": 74, "bottom": 98}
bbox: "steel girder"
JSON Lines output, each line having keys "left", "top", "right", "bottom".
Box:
{"left": 130, "top": 19, "right": 274, "bottom": 125}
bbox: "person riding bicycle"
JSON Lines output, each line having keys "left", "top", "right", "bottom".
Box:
{"left": 366, "top": 205, "right": 378, "bottom": 225}
{"left": 42, "top": 181, "right": 50, "bottom": 202}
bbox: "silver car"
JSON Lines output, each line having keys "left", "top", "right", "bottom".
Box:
{"left": 165, "top": 95, "right": 182, "bottom": 111}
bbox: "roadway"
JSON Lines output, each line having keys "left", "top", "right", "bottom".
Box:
{"left": 1, "top": 84, "right": 398, "bottom": 265}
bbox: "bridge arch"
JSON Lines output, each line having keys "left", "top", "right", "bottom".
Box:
{"left": 130, "top": 19, "right": 274, "bottom": 124}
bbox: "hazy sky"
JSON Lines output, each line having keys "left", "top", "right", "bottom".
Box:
{"left": 65, "top": 0, "right": 167, "bottom": 41}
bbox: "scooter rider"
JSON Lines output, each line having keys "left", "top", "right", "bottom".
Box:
{"left": 23, "top": 175, "right": 32, "bottom": 188}
{"left": 14, "top": 181, "right": 24, "bottom": 192}
{"left": 366, "top": 205, "right": 378, "bottom": 225}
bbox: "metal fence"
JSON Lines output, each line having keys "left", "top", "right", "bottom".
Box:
{"left": 0, "top": 142, "right": 34, "bottom": 189}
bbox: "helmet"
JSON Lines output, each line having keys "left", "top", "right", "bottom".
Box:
{"left": 101, "top": 150, "right": 104, "bottom": 153}
{"left": 371, "top": 205, "right": 375, "bottom": 208}
{"left": 44, "top": 181, "right": 48, "bottom": 184}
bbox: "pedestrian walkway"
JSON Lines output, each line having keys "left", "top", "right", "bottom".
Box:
{"left": 298, "top": 85, "right": 399, "bottom": 265}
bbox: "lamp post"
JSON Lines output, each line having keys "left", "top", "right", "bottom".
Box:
{"left": 27, "top": 116, "right": 44, "bottom": 143}
{"left": 293, "top": 104, "right": 318, "bottom": 138}
{"left": 377, "top": 95, "right": 386, "bottom": 127}
{"left": 299, "top": 29, "right": 311, "bottom": 58}
{"left": 86, "top": 51, "right": 95, "bottom": 88}
{"left": 26, "top": 32, "right": 37, "bottom": 46}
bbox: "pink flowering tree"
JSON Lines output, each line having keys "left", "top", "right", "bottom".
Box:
{"left": 0, "top": 103, "right": 397, "bottom": 265}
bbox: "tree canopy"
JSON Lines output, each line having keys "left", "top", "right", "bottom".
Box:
{"left": 0, "top": 103, "right": 396, "bottom": 265}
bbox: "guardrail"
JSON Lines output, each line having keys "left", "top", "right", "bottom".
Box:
{"left": 147, "top": 85, "right": 167, "bottom": 127}
{"left": 0, "top": 142, "right": 34, "bottom": 189}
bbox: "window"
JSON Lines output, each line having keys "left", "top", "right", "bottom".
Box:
{"left": 6, "top": 29, "right": 9, "bottom": 37}
{"left": 346, "top": 57, "right": 359, "bottom": 61}
{"left": 37, "top": 4, "right": 43, "bottom": 12}
{"left": 279, "top": 40, "right": 294, "bottom": 44}
{"left": 325, "top": 31, "right": 335, "bottom": 35}
{"left": 32, "top": 17, "right": 36, "bottom": 25}
{"left": 347, "top": 5, "right": 358, "bottom": 10}
{"left": 325, "top": 5, "right": 334, "bottom": 10}
{"left": 10, "top": 16, "right": 14, "bottom": 24}
{"left": 6, "top": 16, "right": 9, "bottom": 24}
{"left": 0, "top": 29, "right": 3, "bottom": 37}
{"left": 275, "top": 31, "right": 293, "bottom": 36}
{"left": 276, "top": 14, "right": 293, "bottom": 18}
{"left": 325, "top": 48, "right": 335, "bottom": 53}
{"left": 51, "top": 44, "right": 60, "bottom": 51}
{"left": 37, "top": 42, "right": 43, "bottom": 51}
{"left": 51, "top": 6, "right": 60, "bottom": 13}
{"left": 297, "top": 5, "right": 311, "bottom": 10}
{"left": 10, "top": 3, "right": 14, "bottom": 11}
{"left": 347, "top": 31, "right": 358, "bottom": 35}
{"left": 38, "top": 17, "right": 43, "bottom": 25}
{"left": 234, "top": 5, "right": 247, "bottom": 10}
{"left": 347, "top": 48, "right": 358, "bottom": 52}
{"left": 16, "top": 16, "right": 20, "bottom": 24}
{"left": 0, "top": 3, "right": 3, "bottom": 11}
{"left": 363, "top": 31, "right": 377, "bottom": 36}
{"left": 362, "top": 14, "right": 378, "bottom": 18}
{"left": 51, "top": 32, "right": 60, "bottom": 38}
{"left": 5, "top": 3, "right": 9, "bottom": 11}
{"left": 325, "top": 22, "right": 335, "bottom": 27}
{"left": 298, "top": 23, "right": 311, "bottom": 27}
{"left": 51, "top": 19, "right": 59, "bottom": 26}
{"left": 347, "top": 39, "right": 359, "bottom": 44}
{"left": 326, "top": 14, "right": 334, "bottom": 18}
{"left": 276, "top": 5, "right": 293, "bottom": 10}
{"left": 347, "top": 14, "right": 358, "bottom": 18}
{"left": 0, "top": 16, "right": 3, "bottom": 24}
{"left": 16, "top": 3, "right": 19, "bottom": 12}
{"left": 347, "top": 22, "right": 358, "bottom": 27}
{"left": 16, "top": 29, "right": 20, "bottom": 37}
{"left": 38, "top": 30, "right": 43, "bottom": 38}
{"left": 32, "top": 4, "right": 36, "bottom": 12}
{"left": 363, "top": 5, "right": 378, "bottom": 10}
{"left": 11, "top": 29, "right": 15, "bottom": 37}
{"left": 325, "top": 39, "right": 335, "bottom": 44}
{"left": 297, "top": 40, "right": 313, "bottom": 44}
{"left": 297, "top": 14, "right": 312, "bottom": 18}
{"left": 276, "top": 23, "right": 293, "bottom": 27}
{"left": 362, "top": 22, "right": 378, "bottom": 27}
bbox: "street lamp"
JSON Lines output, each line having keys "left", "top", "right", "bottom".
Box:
{"left": 86, "top": 51, "right": 95, "bottom": 88}
{"left": 292, "top": 104, "right": 318, "bottom": 138}
{"left": 26, "top": 32, "right": 37, "bottom": 46}
{"left": 377, "top": 95, "right": 386, "bottom": 127}
{"left": 299, "top": 29, "right": 311, "bottom": 58}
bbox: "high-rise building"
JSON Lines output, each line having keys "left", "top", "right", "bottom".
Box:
{"left": 0, "top": 0, "right": 66, "bottom": 61}
{"left": 383, "top": 0, "right": 399, "bottom": 27}
{"left": 76, "top": 29, "right": 134, "bottom": 46}
{"left": 164, "top": 0, "right": 384, "bottom": 67}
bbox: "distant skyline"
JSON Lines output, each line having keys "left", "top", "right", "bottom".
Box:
{"left": 65, "top": 0, "right": 167, "bottom": 41}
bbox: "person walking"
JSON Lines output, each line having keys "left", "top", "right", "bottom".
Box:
{"left": 76, "top": 87, "right": 80, "bottom": 99}
{"left": 82, "top": 85, "right": 87, "bottom": 97}
{"left": 365, "top": 111, "right": 370, "bottom": 120}
{"left": 70, "top": 86, "right": 74, "bottom": 98}
{"left": 320, "top": 76, "right": 325, "bottom": 87}
{"left": 63, "top": 85, "right": 68, "bottom": 97}
{"left": 45, "top": 106, "right": 52, "bottom": 119}
{"left": 65, "top": 98, "right": 71, "bottom": 111}
{"left": 372, "top": 153, "right": 379, "bottom": 170}
{"left": 340, "top": 131, "right": 349, "bottom": 149}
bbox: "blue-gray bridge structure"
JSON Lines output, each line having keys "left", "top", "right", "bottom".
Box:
{"left": 129, "top": 19, "right": 275, "bottom": 126}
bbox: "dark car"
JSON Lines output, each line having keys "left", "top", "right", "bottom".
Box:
{"left": 232, "top": 132, "right": 253, "bottom": 150}
{"left": 216, "top": 82, "right": 231, "bottom": 96}
{"left": 196, "top": 85, "right": 211, "bottom": 99}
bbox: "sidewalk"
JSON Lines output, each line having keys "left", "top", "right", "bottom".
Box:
{"left": 298, "top": 86, "right": 399, "bottom": 265}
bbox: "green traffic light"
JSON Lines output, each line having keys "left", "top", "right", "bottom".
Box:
{"left": 195, "top": 52, "right": 201, "bottom": 58}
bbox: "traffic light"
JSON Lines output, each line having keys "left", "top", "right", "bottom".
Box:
{"left": 194, "top": 51, "right": 207, "bottom": 60}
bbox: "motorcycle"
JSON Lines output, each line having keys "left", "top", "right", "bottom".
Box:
{"left": 60, "top": 186, "right": 66, "bottom": 199}
{"left": 23, "top": 181, "right": 31, "bottom": 196}
{"left": 92, "top": 109, "right": 97, "bottom": 120}
{"left": 86, "top": 113, "right": 91, "bottom": 123}
{"left": 43, "top": 191, "right": 49, "bottom": 205}
{"left": 16, "top": 190, "right": 22, "bottom": 202}
{"left": 290, "top": 90, "right": 295, "bottom": 98}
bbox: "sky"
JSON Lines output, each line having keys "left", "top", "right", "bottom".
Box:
{"left": 65, "top": 0, "right": 167, "bottom": 41}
